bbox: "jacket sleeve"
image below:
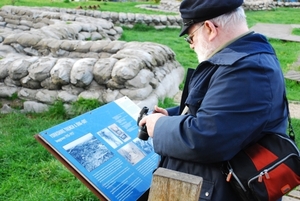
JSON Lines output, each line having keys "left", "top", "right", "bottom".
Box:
{"left": 152, "top": 55, "right": 287, "bottom": 163}
{"left": 166, "top": 106, "right": 180, "bottom": 116}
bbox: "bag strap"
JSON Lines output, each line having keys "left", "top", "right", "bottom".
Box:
{"left": 179, "top": 68, "right": 195, "bottom": 115}
{"left": 284, "top": 93, "right": 296, "bottom": 141}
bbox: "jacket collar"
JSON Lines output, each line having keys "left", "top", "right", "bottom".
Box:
{"left": 206, "top": 31, "right": 275, "bottom": 66}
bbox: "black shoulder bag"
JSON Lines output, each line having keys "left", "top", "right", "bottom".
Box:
{"left": 222, "top": 96, "right": 300, "bottom": 201}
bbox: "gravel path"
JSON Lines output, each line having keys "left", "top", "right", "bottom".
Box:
{"left": 289, "top": 102, "right": 300, "bottom": 119}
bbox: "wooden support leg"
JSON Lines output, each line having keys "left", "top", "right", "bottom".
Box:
{"left": 148, "top": 168, "right": 203, "bottom": 201}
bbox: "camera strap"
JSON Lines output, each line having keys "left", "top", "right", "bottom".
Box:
{"left": 179, "top": 68, "right": 195, "bottom": 114}
{"left": 181, "top": 106, "right": 189, "bottom": 115}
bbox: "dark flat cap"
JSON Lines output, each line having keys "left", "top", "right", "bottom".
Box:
{"left": 179, "top": 0, "right": 244, "bottom": 36}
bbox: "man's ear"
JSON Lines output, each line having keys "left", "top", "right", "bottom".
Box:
{"left": 204, "top": 21, "right": 218, "bottom": 41}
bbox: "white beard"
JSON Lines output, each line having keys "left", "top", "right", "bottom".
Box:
{"left": 194, "top": 34, "right": 217, "bottom": 63}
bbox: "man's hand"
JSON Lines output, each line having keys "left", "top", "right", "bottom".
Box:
{"left": 139, "top": 110, "right": 166, "bottom": 138}
{"left": 153, "top": 105, "right": 168, "bottom": 116}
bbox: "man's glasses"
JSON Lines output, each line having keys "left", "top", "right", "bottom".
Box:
{"left": 184, "top": 22, "right": 204, "bottom": 44}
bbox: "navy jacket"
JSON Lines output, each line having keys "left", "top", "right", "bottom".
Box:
{"left": 153, "top": 32, "right": 288, "bottom": 200}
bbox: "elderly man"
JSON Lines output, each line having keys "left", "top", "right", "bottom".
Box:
{"left": 139, "top": 0, "right": 287, "bottom": 200}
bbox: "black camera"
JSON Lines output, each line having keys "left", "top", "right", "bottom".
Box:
{"left": 137, "top": 106, "right": 149, "bottom": 140}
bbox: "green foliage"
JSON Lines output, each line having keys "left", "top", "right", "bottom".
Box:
{"left": 0, "top": 97, "right": 104, "bottom": 200}
{"left": 158, "top": 97, "right": 178, "bottom": 108}
{"left": 8, "top": 92, "right": 18, "bottom": 101}
{"left": 292, "top": 28, "right": 300, "bottom": 36}
{"left": 246, "top": 8, "right": 300, "bottom": 27}
{"left": 0, "top": 93, "right": 23, "bottom": 110}
{"left": 44, "top": 100, "right": 67, "bottom": 119}
{"left": 70, "top": 97, "right": 103, "bottom": 116}
{"left": 286, "top": 80, "right": 300, "bottom": 101}
{"left": 291, "top": 119, "right": 300, "bottom": 146}
{"left": 0, "top": 112, "right": 98, "bottom": 201}
{"left": 268, "top": 38, "right": 300, "bottom": 73}
{"left": 26, "top": 98, "right": 104, "bottom": 120}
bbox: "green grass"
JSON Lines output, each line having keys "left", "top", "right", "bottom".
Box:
{"left": 286, "top": 80, "right": 300, "bottom": 101}
{"left": 0, "top": 98, "right": 107, "bottom": 201}
{"left": 292, "top": 28, "right": 300, "bottom": 36}
{"left": 1, "top": 2, "right": 300, "bottom": 201}
{"left": 269, "top": 39, "right": 300, "bottom": 73}
{"left": 0, "top": 112, "right": 99, "bottom": 201}
{"left": 246, "top": 7, "right": 300, "bottom": 27}
{"left": 292, "top": 119, "right": 300, "bottom": 147}
{"left": 158, "top": 97, "right": 179, "bottom": 108}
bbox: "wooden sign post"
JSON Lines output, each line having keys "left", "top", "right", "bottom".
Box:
{"left": 148, "top": 167, "right": 203, "bottom": 201}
